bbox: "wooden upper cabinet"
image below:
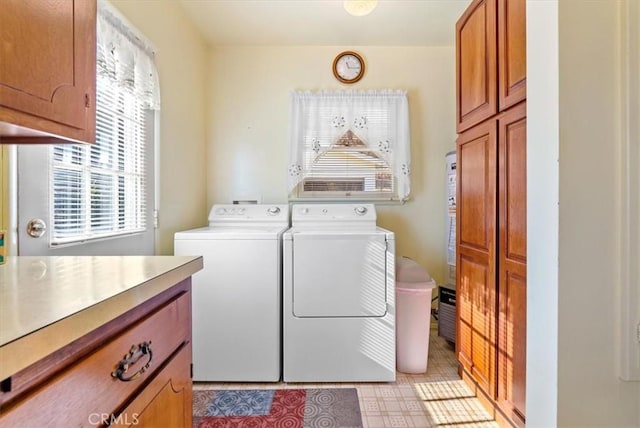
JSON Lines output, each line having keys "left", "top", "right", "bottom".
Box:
{"left": 456, "top": 0, "right": 526, "bottom": 132}
{"left": 456, "top": 0, "right": 497, "bottom": 133}
{"left": 498, "top": 0, "right": 526, "bottom": 110}
{"left": 0, "top": 0, "right": 96, "bottom": 144}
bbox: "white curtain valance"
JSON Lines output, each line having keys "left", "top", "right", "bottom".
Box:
{"left": 96, "top": 1, "right": 160, "bottom": 110}
{"left": 287, "top": 89, "right": 411, "bottom": 200}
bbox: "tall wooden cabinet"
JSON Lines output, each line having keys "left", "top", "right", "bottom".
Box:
{"left": 0, "top": 0, "right": 96, "bottom": 144}
{"left": 455, "top": 0, "right": 526, "bottom": 426}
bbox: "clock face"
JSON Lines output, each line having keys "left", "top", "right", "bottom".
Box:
{"left": 333, "top": 51, "right": 365, "bottom": 83}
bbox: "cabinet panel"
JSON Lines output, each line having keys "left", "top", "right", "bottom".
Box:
{"left": 457, "top": 254, "right": 496, "bottom": 395}
{"left": 498, "top": 0, "right": 526, "bottom": 110}
{"left": 456, "top": 0, "right": 497, "bottom": 132}
{"left": 0, "top": 0, "right": 96, "bottom": 144}
{"left": 497, "top": 271, "right": 526, "bottom": 425}
{"left": 501, "top": 105, "right": 527, "bottom": 262}
{"left": 458, "top": 120, "right": 497, "bottom": 252}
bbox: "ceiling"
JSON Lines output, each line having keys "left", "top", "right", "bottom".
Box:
{"left": 178, "top": 0, "right": 471, "bottom": 47}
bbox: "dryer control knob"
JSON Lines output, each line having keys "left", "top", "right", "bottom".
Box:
{"left": 355, "top": 206, "right": 368, "bottom": 216}
{"left": 267, "top": 206, "right": 281, "bottom": 215}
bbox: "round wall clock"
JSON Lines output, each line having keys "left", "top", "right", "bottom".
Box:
{"left": 332, "top": 51, "right": 365, "bottom": 84}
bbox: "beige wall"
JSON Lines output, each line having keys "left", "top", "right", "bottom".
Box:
{"left": 111, "top": 0, "right": 209, "bottom": 255}
{"left": 528, "top": 0, "right": 640, "bottom": 426}
{"left": 206, "top": 46, "right": 456, "bottom": 284}
{"left": 557, "top": 0, "right": 640, "bottom": 425}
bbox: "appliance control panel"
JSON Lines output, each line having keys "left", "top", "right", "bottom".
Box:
{"left": 292, "top": 204, "right": 377, "bottom": 228}
{"left": 208, "top": 204, "right": 289, "bottom": 224}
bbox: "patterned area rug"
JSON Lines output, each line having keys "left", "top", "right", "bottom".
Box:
{"left": 193, "top": 388, "right": 363, "bottom": 428}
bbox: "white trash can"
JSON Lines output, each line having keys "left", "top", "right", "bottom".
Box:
{"left": 395, "top": 256, "right": 437, "bottom": 374}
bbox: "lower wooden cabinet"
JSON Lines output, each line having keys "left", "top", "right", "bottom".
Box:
{"left": 112, "top": 345, "right": 192, "bottom": 427}
{"left": 0, "top": 280, "right": 193, "bottom": 427}
{"left": 456, "top": 101, "right": 526, "bottom": 427}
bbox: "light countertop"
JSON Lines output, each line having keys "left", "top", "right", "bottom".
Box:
{"left": 0, "top": 255, "right": 203, "bottom": 380}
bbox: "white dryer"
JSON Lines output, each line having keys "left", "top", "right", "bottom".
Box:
{"left": 283, "top": 203, "right": 396, "bottom": 382}
{"left": 174, "top": 204, "right": 289, "bottom": 382}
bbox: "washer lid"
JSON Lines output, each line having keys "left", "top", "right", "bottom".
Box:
{"left": 174, "top": 225, "right": 287, "bottom": 240}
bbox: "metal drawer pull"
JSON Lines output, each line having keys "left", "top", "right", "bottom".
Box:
{"left": 111, "top": 342, "right": 153, "bottom": 382}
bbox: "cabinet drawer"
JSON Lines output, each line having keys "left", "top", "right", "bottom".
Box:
{"left": 0, "top": 291, "right": 191, "bottom": 427}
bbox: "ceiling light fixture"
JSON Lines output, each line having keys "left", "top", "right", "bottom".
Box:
{"left": 343, "top": 0, "right": 378, "bottom": 17}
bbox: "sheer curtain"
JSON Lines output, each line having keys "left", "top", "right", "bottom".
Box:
{"left": 96, "top": 0, "right": 160, "bottom": 110}
{"left": 288, "top": 89, "right": 411, "bottom": 201}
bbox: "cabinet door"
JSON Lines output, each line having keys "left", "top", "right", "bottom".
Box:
{"left": 497, "top": 102, "right": 526, "bottom": 425}
{"left": 498, "top": 0, "right": 526, "bottom": 111}
{"left": 456, "top": 119, "right": 497, "bottom": 396}
{"left": 111, "top": 345, "right": 193, "bottom": 428}
{"left": 0, "top": 0, "right": 96, "bottom": 144}
{"left": 456, "top": 0, "right": 497, "bottom": 133}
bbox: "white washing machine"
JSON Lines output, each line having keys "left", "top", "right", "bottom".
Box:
{"left": 283, "top": 203, "right": 396, "bottom": 382}
{"left": 174, "top": 204, "right": 289, "bottom": 382}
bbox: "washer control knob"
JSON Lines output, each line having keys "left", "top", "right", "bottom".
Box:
{"left": 355, "top": 206, "right": 368, "bottom": 216}
{"left": 300, "top": 208, "right": 309, "bottom": 215}
{"left": 237, "top": 208, "right": 246, "bottom": 214}
{"left": 215, "top": 207, "right": 227, "bottom": 215}
{"left": 267, "top": 206, "right": 281, "bottom": 215}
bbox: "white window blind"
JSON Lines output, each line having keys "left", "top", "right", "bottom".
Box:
{"left": 288, "top": 90, "right": 411, "bottom": 201}
{"left": 49, "top": 0, "right": 158, "bottom": 246}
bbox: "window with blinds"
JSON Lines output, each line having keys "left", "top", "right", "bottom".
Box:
{"left": 300, "top": 130, "right": 395, "bottom": 198}
{"left": 288, "top": 90, "right": 411, "bottom": 201}
{"left": 50, "top": 74, "right": 148, "bottom": 245}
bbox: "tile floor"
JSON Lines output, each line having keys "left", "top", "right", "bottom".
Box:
{"left": 193, "top": 324, "right": 498, "bottom": 428}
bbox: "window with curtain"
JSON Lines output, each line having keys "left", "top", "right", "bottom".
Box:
{"left": 288, "top": 90, "right": 411, "bottom": 201}
{"left": 49, "top": 1, "right": 160, "bottom": 245}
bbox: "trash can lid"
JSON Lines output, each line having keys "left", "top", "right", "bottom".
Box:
{"left": 396, "top": 257, "right": 436, "bottom": 293}
{"left": 396, "top": 256, "right": 432, "bottom": 282}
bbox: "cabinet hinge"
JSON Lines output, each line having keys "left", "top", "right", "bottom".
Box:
{"left": 190, "top": 363, "right": 193, "bottom": 379}
{"left": 153, "top": 209, "right": 159, "bottom": 229}
{"left": 84, "top": 93, "right": 91, "bottom": 108}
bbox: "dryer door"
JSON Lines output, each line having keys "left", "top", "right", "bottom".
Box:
{"left": 292, "top": 231, "right": 388, "bottom": 317}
